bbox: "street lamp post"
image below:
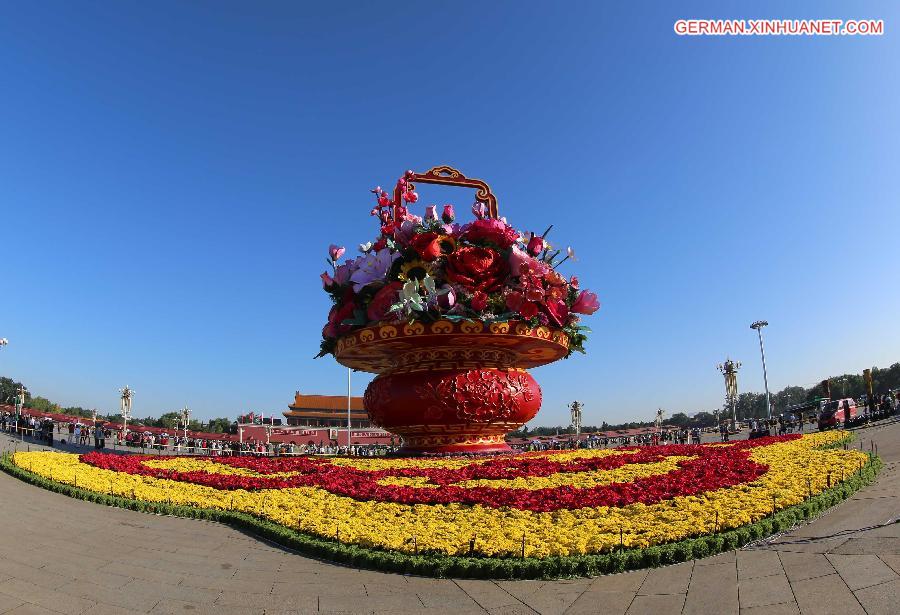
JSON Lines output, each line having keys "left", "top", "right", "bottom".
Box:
{"left": 180, "top": 407, "right": 191, "bottom": 440}
{"left": 569, "top": 401, "right": 583, "bottom": 437}
{"left": 717, "top": 359, "right": 741, "bottom": 427}
{"left": 118, "top": 386, "right": 133, "bottom": 439}
{"left": 750, "top": 321, "right": 772, "bottom": 419}
{"left": 15, "top": 384, "right": 27, "bottom": 439}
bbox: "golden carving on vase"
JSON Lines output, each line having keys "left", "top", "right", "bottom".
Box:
{"left": 403, "top": 322, "right": 425, "bottom": 336}
{"left": 489, "top": 322, "right": 510, "bottom": 334}
{"left": 430, "top": 321, "right": 453, "bottom": 334}
{"left": 460, "top": 321, "right": 485, "bottom": 334}
{"left": 379, "top": 325, "right": 398, "bottom": 339}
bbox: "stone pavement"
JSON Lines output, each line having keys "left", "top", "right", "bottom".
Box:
{"left": 0, "top": 421, "right": 897, "bottom": 615}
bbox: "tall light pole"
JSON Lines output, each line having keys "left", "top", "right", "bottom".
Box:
{"left": 569, "top": 401, "right": 583, "bottom": 436}
{"left": 717, "top": 359, "right": 741, "bottom": 426}
{"left": 346, "top": 368, "right": 352, "bottom": 448}
{"left": 119, "top": 386, "right": 133, "bottom": 437}
{"left": 750, "top": 321, "right": 771, "bottom": 419}
{"left": 180, "top": 407, "right": 191, "bottom": 440}
{"left": 15, "top": 384, "right": 27, "bottom": 437}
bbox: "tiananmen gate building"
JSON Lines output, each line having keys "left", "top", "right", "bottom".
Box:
{"left": 283, "top": 390, "right": 372, "bottom": 429}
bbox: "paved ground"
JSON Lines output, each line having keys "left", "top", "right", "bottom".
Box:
{"left": 0, "top": 421, "right": 897, "bottom": 615}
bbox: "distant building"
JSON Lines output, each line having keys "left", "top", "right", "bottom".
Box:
{"left": 283, "top": 390, "right": 371, "bottom": 428}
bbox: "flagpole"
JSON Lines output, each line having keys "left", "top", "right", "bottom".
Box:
{"left": 347, "top": 368, "right": 352, "bottom": 450}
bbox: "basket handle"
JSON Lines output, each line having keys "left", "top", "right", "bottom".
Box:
{"left": 393, "top": 166, "right": 499, "bottom": 220}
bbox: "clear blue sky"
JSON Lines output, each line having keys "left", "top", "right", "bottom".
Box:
{"left": 2, "top": 1, "right": 898, "bottom": 426}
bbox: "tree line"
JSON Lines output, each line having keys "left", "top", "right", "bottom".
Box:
{"left": 510, "top": 361, "right": 900, "bottom": 436}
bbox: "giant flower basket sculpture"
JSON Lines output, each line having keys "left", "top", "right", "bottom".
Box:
{"left": 319, "top": 167, "right": 599, "bottom": 453}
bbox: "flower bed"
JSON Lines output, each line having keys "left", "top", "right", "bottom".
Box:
{"left": 3, "top": 431, "right": 879, "bottom": 578}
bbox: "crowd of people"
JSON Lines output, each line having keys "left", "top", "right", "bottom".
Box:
{"left": 4, "top": 390, "right": 898, "bottom": 458}
{"left": 1, "top": 412, "right": 399, "bottom": 457}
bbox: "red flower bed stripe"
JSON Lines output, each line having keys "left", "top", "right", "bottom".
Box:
{"left": 79, "top": 435, "right": 798, "bottom": 512}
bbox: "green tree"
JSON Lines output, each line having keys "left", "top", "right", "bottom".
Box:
{"left": 26, "top": 396, "right": 60, "bottom": 413}
{"left": 668, "top": 412, "right": 690, "bottom": 427}
{"left": 691, "top": 412, "right": 716, "bottom": 427}
{"left": 0, "top": 377, "right": 30, "bottom": 405}
{"left": 154, "top": 412, "right": 181, "bottom": 429}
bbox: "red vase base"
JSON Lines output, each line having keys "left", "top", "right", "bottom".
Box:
{"left": 397, "top": 433, "right": 513, "bottom": 455}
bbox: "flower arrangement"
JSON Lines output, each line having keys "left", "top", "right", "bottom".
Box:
{"left": 318, "top": 170, "right": 599, "bottom": 358}
{"left": 8, "top": 431, "right": 874, "bottom": 572}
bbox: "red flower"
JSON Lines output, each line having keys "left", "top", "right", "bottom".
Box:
{"left": 323, "top": 289, "right": 356, "bottom": 338}
{"left": 409, "top": 232, "right": 443, "bottom": 262}
{"left": 460, "top": 219, "right": 519, "bottom": 249}
{"left": 526, "top": 235, "right": 544, "bottom": 256}
{"left": 519, "top": 301, "right": 539, "bottom": 319}
{"left": 470, "top": 291, "right": 488, "bottom": 312}
{"left": 445, "top": 246, "right": 510, "bottom": 293}
{"left": 366, "top": 282, "right": 402, "bottom": 322}
{"left": 542, "top": 298, "right": 569, "bottom": 327}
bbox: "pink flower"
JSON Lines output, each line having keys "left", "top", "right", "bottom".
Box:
{"left": 526, "top": 235, "right": 544, "bottom": 256}
{"left": 472, "top": 202, "right": 487, "bottom": 219}
{"left": 393, "top": 220, "right": 418, "bottom": 247}
{"left": 329, "top": 244, "right": 345, "bottom": 261}
{"left": 424, "top": 205, "right": 437, "bottom": 222}
{"left": 437, "top": 285, "right": 456, "bottom": 310}
{"left": 508, "top": 246, "right": 549, "bottom": 277}
{"left": 442, "top": 204, "right": 455, "bottom": 224}
{"left": 403, "top": 190, "right": 418, "bottom": 203}
{"left": 460, "top": 219, "right": 519, "bottom": 249}
{"left": 571, "top": 290, "right": 600, "bottom": 314}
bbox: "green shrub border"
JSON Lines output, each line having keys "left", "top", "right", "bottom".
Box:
{"left": 0, "top": 434, "right": 883, "bottom": 580}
